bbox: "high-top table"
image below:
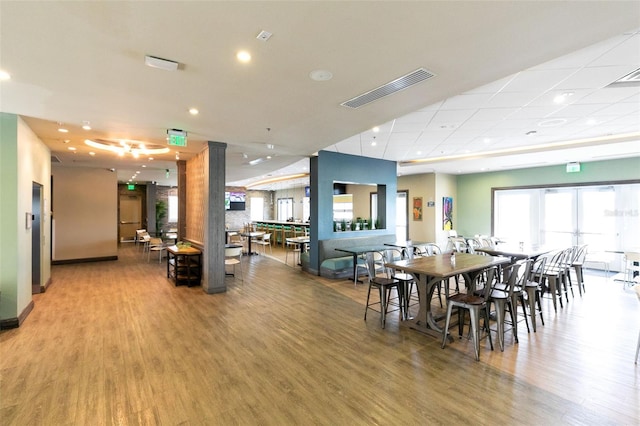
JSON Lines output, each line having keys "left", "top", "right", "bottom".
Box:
{"left": 240, "top": 231, "right": 264, "bottom": 255}
{"left": 385, "top": 253, "right": 510, "bottom": 339}
{"left": 335, "top": 244, "right": 393, "bottom": 283}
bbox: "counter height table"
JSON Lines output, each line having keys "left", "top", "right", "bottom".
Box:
{"left": 384, "top": 240, "right": 430, "bottom": 258}
{"left": 385, "top": 253, "right": 510, "bottom": 340}
{"left": 240, "top": 231, "right": 264, "bottom": 255}
{"left": 335, "top": 245, "right": 393, "bottom": 283}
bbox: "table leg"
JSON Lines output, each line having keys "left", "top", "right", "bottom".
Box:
{"left": 411, "top": 274, "right": 450, "bottom": 340}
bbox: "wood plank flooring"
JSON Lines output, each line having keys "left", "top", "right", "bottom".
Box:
{"left": 1, "top": 243, "right": 639, "bottom": 425}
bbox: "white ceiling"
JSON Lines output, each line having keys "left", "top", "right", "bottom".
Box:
{"left": 1, "top": 2, "right": 639, "bottom": 189}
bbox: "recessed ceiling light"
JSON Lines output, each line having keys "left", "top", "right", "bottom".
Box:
{"left": 372, "top": 126, "right": 380, "bottom": 133}
{"left": 309, "top": 70, "right": 333, "bottom": 81}
{"left": 553, "top": 92, "right": 573, "bottom": 104}
{"left": 142, "top": 164, "right": 146, "bottom": 168}
{"left": 0, "top": 70, "right": 10, "bottom": 80}
{"left": 189, "top": 108, "right": 199, "bottom": 115}
{"left": 149, "top": 157, "right": 154, "bottom": 161}
{"left": 237, "top": 51, "right": 251, "bottom": 63}
{"left": 82, "top": 121, "right": 91, "bottom": 130}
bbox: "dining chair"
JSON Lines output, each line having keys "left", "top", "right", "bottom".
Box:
{"left": 225, "top": 246, "right": 243, "bottom": 280}
{"left": 524, "top": 256, "right": 546, "bottom": 332}
{"left": 441, "top": 266, "right": 497, "bottom": 361}
{"left": 147, "top": 237, "right": 166, "bottom": 263}
{"left": 285, "top": 239, "right": 301, "bottom": 266}
{"left": 384, "top": 248, "right": 416, "bottom": 320}
{"left": 364, "top": 251, "right": 402, "bottom": 329}
{"left": 540, "top": 249, "right": 570, "bottom": 312}
{"left": 634, "top": 284, "right": 640, "bottom": 364}
{"left": 254, "top": 232, "right": 272, "bottom": 255}
{"left": 488, "top": 262, "right": 523, "bottom": 351}
{"left": 493, "top": 258, "right": 532, "bottom": 334}
{"left": 624, "top": 252, "right": 640, "bottom": 289}
{"left": 571, "top": 244, "right": 588, "bottom": 296}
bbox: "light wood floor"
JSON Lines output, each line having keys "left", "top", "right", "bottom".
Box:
{"left": 1, "top": 243, "right": 639, "bottom": 425}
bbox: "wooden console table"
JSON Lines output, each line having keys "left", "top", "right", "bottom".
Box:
{"left": 167, "top": 245, "right": 202, "bottom": 287}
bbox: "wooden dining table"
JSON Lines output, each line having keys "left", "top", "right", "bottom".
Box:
{"left": 385, "top": 253, "right": 510, "bottom": 339}
{"left": 475, "top": 245, "right": 553, "bottom": 262}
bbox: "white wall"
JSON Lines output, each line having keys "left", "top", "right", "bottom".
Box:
{"left": 398, "top": 173, "right": 437, "bottom": 243}
{"left": 0, "top": 114, "right": 51, "bottom": 322}
{"left": 52, "top": 167, "right": 117, "bottom": 261}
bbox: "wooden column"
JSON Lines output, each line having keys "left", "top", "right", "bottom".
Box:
{"left": 203, "top": 141, "right": 227, "bottom": 294}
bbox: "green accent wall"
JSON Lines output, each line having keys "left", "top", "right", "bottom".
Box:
{"left": 456, "top": 157, "right": 640, "bottom": 237}
{"left": 0, "top": 114, "right": 19, "bottom": 319}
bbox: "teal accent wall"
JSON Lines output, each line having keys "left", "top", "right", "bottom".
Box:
{"left": 309, "top": 151, "right": 397, "bottom": 272}
{"left": 456, "top": 157, "right": 640, "bottom": 237}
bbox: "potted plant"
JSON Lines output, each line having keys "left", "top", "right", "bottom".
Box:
{"left": 156, "top": 200, "right": 167, "bottom": 236}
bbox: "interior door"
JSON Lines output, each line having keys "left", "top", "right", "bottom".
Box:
{"left": 32, "top": 183, "right": 42, "bottom": 294}
{"left": 119, "top": 195, "right": 141, "bottom": 242}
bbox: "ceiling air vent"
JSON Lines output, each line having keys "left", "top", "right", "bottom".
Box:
{"left": 51, "top": 155, "right": 61, "bottom": 163}
{"left": 608, "top": 67, "right": 640, "bottom": 87}
{"left": 341, "top": 68, "right": 436, "bottom": 109}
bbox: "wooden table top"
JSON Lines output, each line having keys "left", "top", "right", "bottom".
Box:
{"left": 386, "top": 253, "right": 509, "bottom": 278}
{"left": 167, "top": 245, "right": 202, "bottom": 255}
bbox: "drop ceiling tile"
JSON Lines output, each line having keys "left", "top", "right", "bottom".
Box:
{"left": 395, "top": 110, "right": 436, "bottom": 124}
{"left": 430, "top": 109, "right": 477, "bottom": 124}
{"left": 501, "top": 69, "right": 577, "bottom": 92}
{"left": 550, "top": 103, "right": 610, "bottom": 118}
{"left": 554, "top": 65, "right": 636, "bottom": 90}
{"left": 440, "top": 94, "right": 493, "bottom": 110}
{"left": 578, "top": 86, "right": 640, "bottom": 104}
{"left": 589, "top": 33, "right": 640, "bottom": 66}
{"left": 391, "top": 122, "right": 426, "bottom": 133}
{"left": 468, "top": 107, "right": 517, "bottom": 121}
{"left": 484, "top": 91, "right": 539, "bottom": 108}
{"left": 464, "top": 74, "right": 517, "bottom": 94}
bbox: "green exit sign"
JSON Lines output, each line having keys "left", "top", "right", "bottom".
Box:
{"left": 127, "top": 184, "right": 136, "bottom": 190}
{"left": 566, "top": 162, "right": 581, "bottom": 173}
{"left": 167, "top": 129, "right": 188, "bottom": 147}
{"left": 168, "top": 134, "right": 187, "bottom": 146}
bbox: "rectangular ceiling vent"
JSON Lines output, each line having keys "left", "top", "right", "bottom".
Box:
{"left": 608, "top": 67, "right": 640, "bottom": 87}
{"left": 340, "top": 68, "right": 436, "bottom": 109}
{"left": 51, "top": 155, "right": 61, "bottom": 163}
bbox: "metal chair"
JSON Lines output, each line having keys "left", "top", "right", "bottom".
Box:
{"left": 442, "top": 267, "right": 497, "bottom": 361}
{"left": 364, "top": 251, "right": 401, "bottom": 328}
{"left": 634, "top": 284, "right": 640, "bottom": 364}
{"left": 524, "top": 256, "right": 546, "bottom": 332}
{"left": 488, "top": 262, "right": 523, "bottom": 351}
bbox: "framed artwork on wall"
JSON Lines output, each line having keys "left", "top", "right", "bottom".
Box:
{"left": 413, "top": 197, "right": 423, "bottom": 221}
{"left": 443, "top": 196, "right": 453, "bottom": 230}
